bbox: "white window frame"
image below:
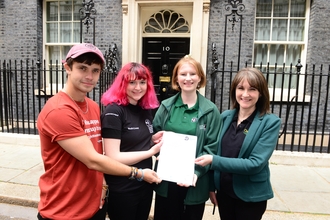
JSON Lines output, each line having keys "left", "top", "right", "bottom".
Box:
{"left": 42, "top": 0, "right": 82, "bottom": 94}
{"left": 253, "top": 0, "right": 310, "bottom": 102}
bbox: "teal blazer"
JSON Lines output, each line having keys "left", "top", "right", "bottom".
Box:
{"left": 211, "top": 109, "right": 281, "bottom": 202}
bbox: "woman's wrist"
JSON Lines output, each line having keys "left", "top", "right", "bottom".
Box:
{"left": 128, "top": 166, "right": 138, "bottom": 180}
{"left": 136, "top": 168, "right": 144, "bottom": 181}
{"left": 128, "top": 167, "right": 144, "bottom": 181}
{"left": 102, "top": 185, "right": 108, "bottom": 191}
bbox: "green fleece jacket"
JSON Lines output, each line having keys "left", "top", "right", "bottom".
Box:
{"left": 153, "top": 92, "right": 222, "bottom": 205}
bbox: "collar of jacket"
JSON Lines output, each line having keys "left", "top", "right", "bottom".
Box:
{"left": 160, "top": 92, "right": 215, "bottom": 116}
{"left": 221, "top": 109, "right": 265, "bottom": 156}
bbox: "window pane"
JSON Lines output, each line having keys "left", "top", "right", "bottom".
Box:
{"left": 172, "top": 18, "right": 189, "bottom": 33}
{"left": 47, "top": 23, "right": 58, "bottom": 43}
{"left": 253, "top": 0, "right": 306, "bottom": 90}
{"left": 255, "top": 19, "right": 271, "bottom": 40}
{"left": 270, "top": 44, "right": 285, "bottom": 64}
{"left": 265, "top": 68, "right": 276, "bottom": 88}
{"left": 272, "top": 19, "right": 287, "bottom": 41}
{"left": 74, "top": 4, "right": 81, "bottom": 20}
{"left": 60, "top": 1, "right": 72, "bottom": 21}
{"left": 48, "top": 46, "right": 60, "bottom": 62}
{"left": 286, "top": 45, "right": 302, "bottom": 64}
{"left": 273, "top": 0, "right": 289, "bottom": 17}
{"left": 144, "top": 9, "right": 190, "bottom": 33}
{"left": 145, "top": 18, "right": 162, "bottom": 33}
{"left": 289, "top": 19, "right": 304, "bottom": 41}
{"left": 47, "top": 45, "right": 72, "bottom": 63}
{"left": 60, "top": 23, "right": 72, "bottom": 43}
{"left": 47, "top": 2, "right": 58, "bottom": 21}
{"left": 73, "top": 22, "right": 80, "bottom": 42}
{"left": 63, "top": 45, "right": 72, "bottom": 58}
{"left": 254, "top": 44, "right": 268, "bottom": 65}
{"left": 291, "top": 0, "right": 306, "bottom": 17}
{"left": 256, "top": 0, "right": 272, "bottom": 17}
{"left": 272, "top": 71, "right": 297, "bottom": 89}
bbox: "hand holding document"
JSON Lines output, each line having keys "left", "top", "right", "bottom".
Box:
{"left": 156, "top": 131, "right": 197, "bottom": 185}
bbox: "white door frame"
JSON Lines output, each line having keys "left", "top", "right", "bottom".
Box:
{"left": 121, "top": 0, "right": 211, "bottom": 95}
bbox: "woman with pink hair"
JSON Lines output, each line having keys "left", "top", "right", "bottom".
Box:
{"left": 101, "top": 62, "right": 163, "bottom": 220}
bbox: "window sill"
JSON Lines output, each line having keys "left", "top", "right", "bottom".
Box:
{"left": 269, "top": 89, "right": 310, "bottom": 103}
{"left": 270, "top": 94, "right": 310, "bottom": 103}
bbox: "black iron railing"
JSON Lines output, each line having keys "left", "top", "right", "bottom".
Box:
{"left": 1, "top": 59, "right": 329, "bottom": 153}
{"left": 210, "top": 61, "right": 330, "bottom": 153}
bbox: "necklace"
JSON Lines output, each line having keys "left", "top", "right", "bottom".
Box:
{"left": 63, "top": 90, "right": 89, "bottom": 114}
{"left": 237, "top": 118, "right": 246, "bottom": 126}
{"left": 238, "top": 110, "right": 255, "bottom": 125}
{"left": 237, "top": 114, "right": 249, "bottom": 125}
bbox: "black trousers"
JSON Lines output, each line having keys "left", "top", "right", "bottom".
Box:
{"left": 106, "top": 184, "right": 153, "bottom": 220}
{"left": 154, "top": 182, "right": 205, "bottom": 220}
{"left": 216, "top": 190, "right": 267, "bottom": 220}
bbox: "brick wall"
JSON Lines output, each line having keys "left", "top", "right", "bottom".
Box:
{"left": 0, "top": 0, "right": 123, "bottom": 63}
{"left": 307, "top": 0, "right": 330, "bottom": 67}
{"left": 0, "top": 0, "right": 40, "bottom": 60}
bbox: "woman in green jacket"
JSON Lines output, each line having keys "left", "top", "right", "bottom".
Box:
{"left": 196, "top": 67, "right": 281, "bottom": 220}
{"left": 153, "top": 55, "right": 221, "bottom": 220}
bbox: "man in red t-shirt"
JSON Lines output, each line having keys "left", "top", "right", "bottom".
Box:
{"left": 37, "top": 43, "right": 162, "bottom": 220}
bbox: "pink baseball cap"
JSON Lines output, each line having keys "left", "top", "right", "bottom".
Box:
{"left": 62, "top": 43, "right": 105, "bottom": 64}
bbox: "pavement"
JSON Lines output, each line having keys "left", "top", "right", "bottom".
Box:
{"left": 0, "top": 133, "right": 330, "bottom": 220}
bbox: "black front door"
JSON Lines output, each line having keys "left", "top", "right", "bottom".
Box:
{"left": 142, "top": 37, "right": 190, "bottom": 103}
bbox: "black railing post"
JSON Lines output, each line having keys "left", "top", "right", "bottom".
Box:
{"left": 305, "top": 65, "right": 316, "bottom": 151}
{"left": 100, "top": 43, "right": 120, "bottom": 108}
{"left": 0, "top": 61, "right": 3, "bottom": 132}
{"left": 19, "top": 60, "right": 25, "bottom": 133}
{"left": 326, "top": 65, "right": 330, "bottom": 153}
{"left": 79, "top": 0, "right": 97, "bottom": 45}
{"left": 36, "top": 59, "right": 42, "bottom": 112}
{"left": 296, "top": 58, "right": 303, "bottom": 74}
{"left": 1, "top": 60, "right": 9, "bottom": 132}
{"left": 211, "top": 43, "right": 220, "bottom": 103}
{"left": 313, "top": 64, "right": 323, "bottom": 152}
{"left": 25, "top": 59, "right": 31, "bottom": 134}
{"left": 223, "top": 0, "right": 245, "bottom": 72}
{"left": 298, "top": 63, "right": 308, "bottom": 151}
{"left": 31, "top": 60, "right": 37, "bottom": 134}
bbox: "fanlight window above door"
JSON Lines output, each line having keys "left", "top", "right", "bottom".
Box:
{"left": 143, "top": 9, "right": 190, "bottom": 33}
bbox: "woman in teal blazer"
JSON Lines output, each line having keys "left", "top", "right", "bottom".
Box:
{"left": 196, "top": 67, "right": 281, "bottom": 220}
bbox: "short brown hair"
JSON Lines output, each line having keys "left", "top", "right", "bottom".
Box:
{"left": 66, "top": 52, "right": 104, "bottom": 70}
{"left": 230, "top": 67, "right": 270, "bottom": 115}
{"left": 171, "top": 55, "right": 206, "bottom": 91}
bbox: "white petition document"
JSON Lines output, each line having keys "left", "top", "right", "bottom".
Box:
{"left": 156, "top": 131, "right": 197, "bottom": 185}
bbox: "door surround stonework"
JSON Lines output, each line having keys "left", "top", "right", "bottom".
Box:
{"left": 121, "top": 0, "right": 211, "bottom": 95}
